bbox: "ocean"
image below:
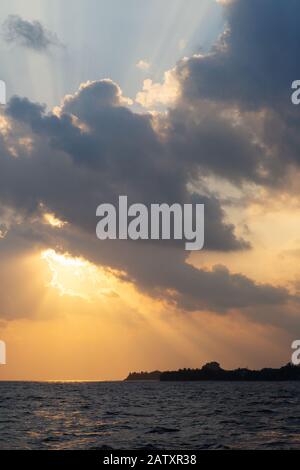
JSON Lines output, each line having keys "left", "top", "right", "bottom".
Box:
{"left": 1, "top": 381, "right": 300, "bottom": 450}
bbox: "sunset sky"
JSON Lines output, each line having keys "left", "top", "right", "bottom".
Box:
{"left": 0, "top": 0, "right": 300, "bottom": 381}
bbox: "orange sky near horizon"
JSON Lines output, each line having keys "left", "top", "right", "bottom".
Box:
{"left": 0, "top": 224, "right": 295, "bottom": 381}
{"left": 1, "top": 0, "right": 300, "bottom": 383}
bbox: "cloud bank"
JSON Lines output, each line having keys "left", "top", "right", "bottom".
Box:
{"left": 0, "top": 0, "right": 299, "bottom": 332}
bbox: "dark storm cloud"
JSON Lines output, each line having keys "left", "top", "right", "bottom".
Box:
{"left": 0, "top": 79, "right": 291, "bottom": 318}
{"left": 5, "top": 82, "right": 248, "bottom": 252}
{"left": 177, "top": 0, "right": 300, "bottom": 109}
{"left": 165, "top": 101, "right": 271, "bottom": 186}
{"left": 168, "top": 0, "right": 300, "bottom": 182}
{"left": 2, "top": 15, "right": 62, "bottom": 51}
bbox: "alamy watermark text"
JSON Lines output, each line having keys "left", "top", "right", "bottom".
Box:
{"left": 96, "top": 196, "right": 205, "bottom": 251}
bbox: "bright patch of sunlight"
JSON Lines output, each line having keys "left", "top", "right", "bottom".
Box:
{"left": 41, "top": 249, "right": 117, "bottom": 300}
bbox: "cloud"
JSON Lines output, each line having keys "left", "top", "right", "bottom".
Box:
{"left": 136, "top": 68, "right": 180, "bottom": 108}
{"left": 1, "top": 78, "right": 281, "bottom": 320}
{"left": 2, "top": 15, "right": 62, "bottom": 51}
{"left": 140, "top": 0, "right": 300, "bottom": 189}
{"left": 1, "top": 0, "right": 299, "bottom": 329}
{"left": 0, "top": 85, "right": 294, "bottom": 331}
{"left": 177, "top": 0, "right": 300, "bottom": 109}
{"left": 136, "top": 60, "right": 151, "bottom": 71}
{"left": 4, "top": 81, "right": 248, "bottom": 253}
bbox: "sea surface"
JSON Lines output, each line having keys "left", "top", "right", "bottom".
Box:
{"left": 1, "top": 381, "right": 300, "bottom": 450}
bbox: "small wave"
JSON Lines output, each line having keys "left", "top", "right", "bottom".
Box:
{"left": 147, "top": 427, "right": 179, "bottom": 434}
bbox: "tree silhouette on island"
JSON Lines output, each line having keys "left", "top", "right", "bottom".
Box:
{"left": 125, "top": 362, "right": 300, "bottom": 382}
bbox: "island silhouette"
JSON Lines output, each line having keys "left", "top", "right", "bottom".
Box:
{"left": 125, "top": 362, "right": 300, "bottom": 381}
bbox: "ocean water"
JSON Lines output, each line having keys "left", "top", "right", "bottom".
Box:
{"left": 1, "top": 381, "right": 300, "bottom": 450}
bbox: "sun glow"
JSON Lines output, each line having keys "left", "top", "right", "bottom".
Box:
{"left": 43, "top": 212, "right": 66, "bottom": 228}
{"left": 41, "top": 249, "right": 117, "bottom": 300}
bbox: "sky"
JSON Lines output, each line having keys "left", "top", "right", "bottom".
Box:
{"left": 0, "top": 0, "right": 300, "bottom": 381}
{"left": 0, "top": 0, "right": 223, "bottom": 108}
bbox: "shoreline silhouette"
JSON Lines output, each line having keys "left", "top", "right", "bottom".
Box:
{"left": 125, "top": 361, "right": 300, "bottom": 382}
